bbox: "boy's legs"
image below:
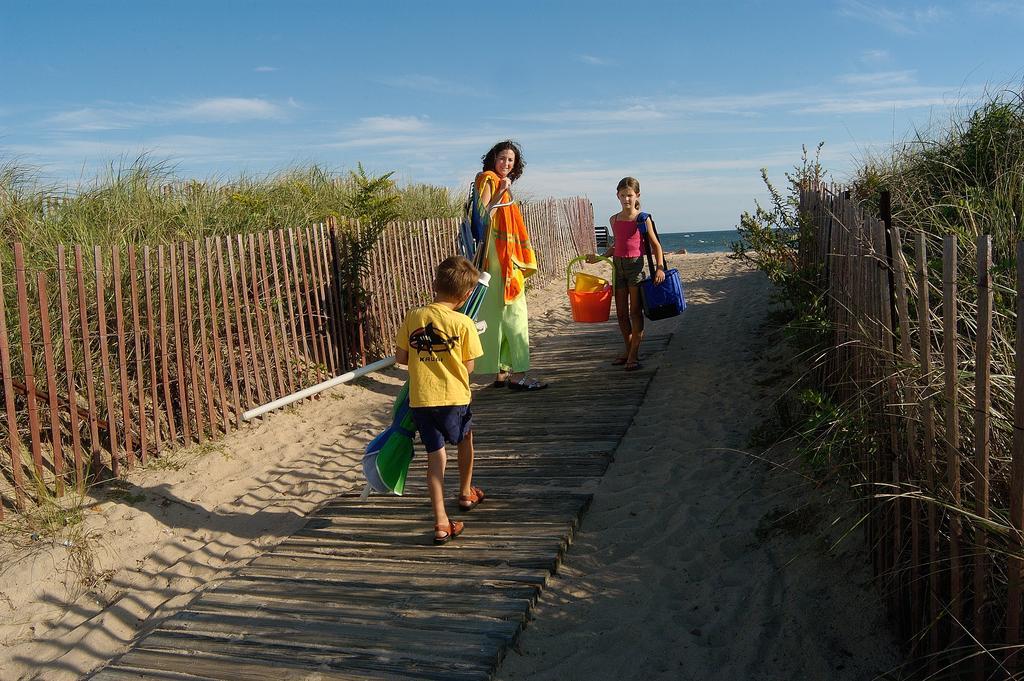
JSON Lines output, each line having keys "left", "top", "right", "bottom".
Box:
{"left": 413, "top": 405, "right": 468, "bottom": 541}
{"left": 426, "top": 447, "right": 454, "bottom": 540}
{"left": 457, "top": 430, "right": 475, "bottom": 499}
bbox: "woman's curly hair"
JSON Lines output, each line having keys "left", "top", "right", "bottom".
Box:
{"left": 481, "top": 140, "right": 525, "bottom": 182}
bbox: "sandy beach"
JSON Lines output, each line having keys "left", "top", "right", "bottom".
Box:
{"left": 499, "top": 253, "right": 902, "bottom": 680}
{"left": 0, "top": 252, "right": 902, "bottom": 680}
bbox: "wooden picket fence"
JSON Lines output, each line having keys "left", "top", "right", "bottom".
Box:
{"left": 802, "top": 183, "right": 1024, "bottom": 677}
{"left": 0, "top": 197, "right": 594, "bottom": 519}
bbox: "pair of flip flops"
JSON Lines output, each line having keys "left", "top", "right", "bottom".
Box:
{"left": 508, "top": 377, "right": 548, "bottom": 391}
{"left": 493, "top": 375, "right": 548, "bottom": 391}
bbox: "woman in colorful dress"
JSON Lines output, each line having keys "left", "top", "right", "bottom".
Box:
{"left": 474, "top": 140, "right": 547, "bottom": 391}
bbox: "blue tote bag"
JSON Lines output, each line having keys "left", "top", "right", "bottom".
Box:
{"left": 636, "top": 212, "right": 686, "bottom": 320}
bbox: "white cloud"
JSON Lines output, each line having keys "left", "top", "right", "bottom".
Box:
{"left": 795, "top": 86, "right": 969, "bottom": 113}
{"left": 355, "top": 116, "right": 430, "bottom": 133}
{"left": 379, "top": 74, "right": 485, "bottom": 97}
{"left": 254, "top": 66, "right": 279, "bottom": 72}
{"left": 860, "top": 48, "right": 891, "bottom": 63}
{"left": 577, "top": 54, "right": 611, "bottom": 66}
{"left": 838, "top": 70, "right": 916, "bottom": 86}
{"left": 973, "top": 1, "right": 1024, "bottom": 14}
{"left": 176, "top": 97, "right": 284, "bottom": 122}
{"left": 838, "top": 0, "right": 948, "bottom": 34}
{"left": 510, "top": 105, "right": 667, "bottom": 124}
{"left": 45, "top": 97, "right": 289, "bottom": 131}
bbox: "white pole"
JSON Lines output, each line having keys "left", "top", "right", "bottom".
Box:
{"left": 242, "top": 356, "right": 397, "bottom": 421}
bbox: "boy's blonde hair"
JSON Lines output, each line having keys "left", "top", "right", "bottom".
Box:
{"left": 434, "top": 256, "right": 480, "bottom": 299}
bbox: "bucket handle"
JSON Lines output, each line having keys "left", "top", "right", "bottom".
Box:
{"left": 566, "top": 255, "right": 614, "bottom": 290}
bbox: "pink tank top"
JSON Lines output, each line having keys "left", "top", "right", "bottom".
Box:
{"left": 612, "top": 219, "right": 642, "bottom": 258}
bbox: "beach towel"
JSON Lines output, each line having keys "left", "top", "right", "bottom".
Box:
{"left": 475, "top": 171, "right": 537, "bottom": 303}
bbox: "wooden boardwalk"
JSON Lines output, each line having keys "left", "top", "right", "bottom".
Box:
{"left": 89, "top": 325, "right": 671, "bottom": 681}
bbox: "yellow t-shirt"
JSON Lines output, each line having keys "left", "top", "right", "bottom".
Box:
{"left": 396, "top": 303, "right": 483, "bottom": 408}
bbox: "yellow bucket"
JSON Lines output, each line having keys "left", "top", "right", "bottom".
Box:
{"left": 574, "top": 271, "right": 609, "bottom": 293}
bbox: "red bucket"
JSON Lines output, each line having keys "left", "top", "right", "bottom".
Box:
{"left": 569, "top": 286, "right": 612, "bottom": 322}
{"left": 566, "top": 255, "right": 614, "bottom": 323}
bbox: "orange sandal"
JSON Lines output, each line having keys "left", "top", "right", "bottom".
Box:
{"left": 458, "top": 486, "right": 486, "bottom": 512}
{"left": 434, "top": 520, "right": 464, "bottom": 545}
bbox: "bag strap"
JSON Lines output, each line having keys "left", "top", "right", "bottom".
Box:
{"left": 636, "top": 212, "right": 665, "bottom": 278}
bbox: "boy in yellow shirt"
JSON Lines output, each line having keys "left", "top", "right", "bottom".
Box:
{"left": 395, "top": 256, "right": 485, "bottom": 544}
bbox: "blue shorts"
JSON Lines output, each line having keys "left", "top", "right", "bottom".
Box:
{"left": 411, "top": 404, "right": 473, "bottom": 453}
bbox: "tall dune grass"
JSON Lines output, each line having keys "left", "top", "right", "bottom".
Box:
{"left": 737, "top": 86, "right": 1024, "bottom": 674}
{"left": 0, "top": 156, "right": 462, "bottom": 273}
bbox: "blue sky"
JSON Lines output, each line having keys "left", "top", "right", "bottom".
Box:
{"left": 1, "top": 1, "right": 1022, "bottom": 232}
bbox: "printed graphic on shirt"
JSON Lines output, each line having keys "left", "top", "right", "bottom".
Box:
{"left": 409, "top": 322, "right": 459, "bottom": 361}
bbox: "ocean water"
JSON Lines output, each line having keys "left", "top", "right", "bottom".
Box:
{"left": 594, "top": 227, "right": 740, "bottom": 254}
{"left": 657, "top": 229, "right": 739, "bottom": 254}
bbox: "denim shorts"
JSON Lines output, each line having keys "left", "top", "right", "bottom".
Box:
{"left": 411, "top": 404, "right": 473, "bottom": 453}
{"left": 614, "top": 256, "right": 646, "bottom": 289}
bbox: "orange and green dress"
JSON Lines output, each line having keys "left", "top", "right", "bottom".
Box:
{"left": 474, "top": 170, "right": 537, "bottom": 375}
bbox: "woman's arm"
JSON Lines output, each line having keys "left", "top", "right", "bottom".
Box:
{"left": 478, "top": 175, "right": 512, "bottom": 215}
{"left": 395, "top": 347, "right": 409, "bottom": 365}
{"left": 645, "top": 217, "right": 666, "bottom": 284}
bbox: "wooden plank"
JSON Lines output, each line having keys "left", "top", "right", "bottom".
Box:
{"left": 290, "top": 228, "right": 317, "bottom": 368}
{"left": 36, "top": 272, "right": 64, "bottom": 492}
{"left": 13, "top": 243, "right": 44, "bottom": 480}
{"left": 943, "top": 235, "right": 963, "bottom": 640}
{"left": 246, "top": 233, "right": 275, "bottom": 400}
{"left": 315, "top": 222, "right": 342, "bottom": 372}
{"left": 215, "top": 237, "right": 242, "bottom": 427}
{"left": 95, "top": 246, "right": 121, "bottom": 477}
{"left": 286, "top": 228, "right": 314, "bottom": 370}
{"left": 182, "top": 243, "right": 205, "bottom": 442}
{"left": 916, "top": 232, "right": 939, "bottom": 667}
{"left": 127, "top": 247, "right": 148, "bottom": 465}
{"left": 973, "top": 234, "right": 992, "bottom": 678}
{"left": 107, "top": 636, "right": 491, "bottom": 681}
{"left": 1, "top": 258, "right": 27, "bottom": 509}
{"left": 325, "top": 221, "right": 349, "bottom": 371}
{"left": 158, "top": 245, "right": 179, "bottom": 445}
{"left": 76, "top": 246, "right": 103, "bottom": 475}
{"left": 112, "top": 249, "right": 136, "bottom": 468}
{"left": 56, "top": 246, "right": 84, "bottom": 490}
{"left": 204, "top": 238, "right": 230, "bottom": 433}
{"left": 170, "top": 243, "right": 193, "bottom": 444}
{"left": 256, "top": 232, "right": 287, "bottom": 397}
{"left": 227, "top": 236, "right": 257, "bottom": 408}
{"left": 267, "top": 230, "right": 295, "bottom": 395}
{"left": 236, "top": 234, "right": 267, "bottom": 405}
{"left": 889, "top": 224, "right": 921, "bottom": 638}
{"left": 193, "top": 240, "right": 217, "bottom": 434}
{"left": 274, "top": 229, "right": 303, "bottom": 388}
{"left": 296, "top": 227, "right": 327, "bottom": 376}
{"left": 305, "top": 225, "right": 333, "bottom": 374}
{"left": 86, "top": 315, "right": 655, "bottom": 681}
{"left": 1007, "top": 240, "right": 1024, "bottom": 669}
{"left": 143, "top": 247, "right": 163, "bottom": 454}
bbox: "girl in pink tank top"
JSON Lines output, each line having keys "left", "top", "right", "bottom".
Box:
{"left": 586, "top": 177, "right": 665, "bottom": 371}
